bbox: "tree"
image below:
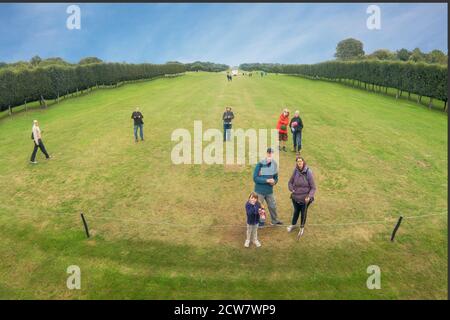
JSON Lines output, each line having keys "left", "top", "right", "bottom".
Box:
{"left": 396, "top": 48, "right": 411, "bottom": 61}
{"left": 30, "top": 55, "right": 42, "bottom": 67}
{"left": 409, "top": 48, "right": 426, "bottom": 63}
{"left": 335, "top": 38, "right": 365, "bottom": 60}
{"left": 79, "top": 57, "right": 103, "bottom": 65}
{"left": 426, "top": 50, "right": 448, "bottom": 65}
{"left": 367, "top": 49, "right": 395, "bottom": 60}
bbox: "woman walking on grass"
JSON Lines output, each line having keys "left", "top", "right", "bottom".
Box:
{"left": 287, "top": 156, "right": 316, "bottom": 237}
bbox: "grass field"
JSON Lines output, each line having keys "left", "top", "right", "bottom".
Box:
{"left": 0, "top": 72, "right": 447, "bottom": 299}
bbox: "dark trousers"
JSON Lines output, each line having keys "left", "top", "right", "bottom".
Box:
{"left": 30, "top": 139, "right": 49, "bottom": 161}
{"left": 293, "top": 130, "right": 302, "bottom": 151}
{"left": 223, "top": 123, "right": 232, "bottom": 141}
{"left": 134, "top": 124, "right": 144, "bottom": 141}
{"left": 291, "top": 198, "right": 311, "bottom": 228}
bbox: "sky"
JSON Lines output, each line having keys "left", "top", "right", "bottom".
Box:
{"left": 0, "top": 3, "right": 447, "bottom": 66}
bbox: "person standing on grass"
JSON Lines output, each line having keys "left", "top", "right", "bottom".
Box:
{"left": 222, "top": 106, "right": 235, "bottom": 142}
{"left": 131, "top": 107, "right": 144, "bottom": 142}
{"left": 276, "top": 109, "right": 290, "bottom": 152}
{"left": 30, "top": 120, "right": 51, "bottom": 164}
{"left": 289, "top": 110, "right": 304, "bottom": 153}
{"left": 287, "top": 156, "right": 317, "bottom": 237}
{"left": 253, "top": 148, "right": 283, "bottom": 226}
{"left": 244, "top": 192, "right": 262, "bottom": 248}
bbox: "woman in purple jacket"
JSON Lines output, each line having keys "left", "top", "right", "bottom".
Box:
{"left": 287, "top": 156, "right": 317, "bottom": 237}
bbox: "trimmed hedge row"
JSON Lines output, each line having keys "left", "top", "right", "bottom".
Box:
{"left": 240, "top": 61, "right": 448, "bottom": 104}
{"left": 0, "top": 62, "right": 186, "bottom": 112}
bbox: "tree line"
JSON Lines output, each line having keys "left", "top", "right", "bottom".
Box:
{"left": 0, "top": 62, "right": 186, "bottom": 112}
{"left": 334, "top": 38, "right": 447, "bottom": 65}
{"left": 239, "top": 60, "right": 448, "bottom": 110}
{"left": 0, "top": 57, "right": 230, "bottom": 112}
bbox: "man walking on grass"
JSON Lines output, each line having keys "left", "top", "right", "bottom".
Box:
{"left": 253, "top": 148, "right": 283, "bottom": 226}
{"left": 30, "top": 120, "right": 51, "bottom": 164}
{"left": 131, "top": 107, "right": 144, "bottom": 142}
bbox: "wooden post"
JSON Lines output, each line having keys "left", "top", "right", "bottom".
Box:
{"left": 391, "top": 216, "right": 403, "bottom": 242}
{"left": 80, "top": 213, "right": 90, "bottom": 238}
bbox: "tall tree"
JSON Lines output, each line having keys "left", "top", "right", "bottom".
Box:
{"left": 396, "top": 48, "right": 411, "bottom": 61}
{"left": 30, "top": 55, "right": 42, "bottom": 67}
{"left": 335, "top": 38, "right": 365, "bottom": 60}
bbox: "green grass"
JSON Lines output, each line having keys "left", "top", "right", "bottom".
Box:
{"left": 0, "top": 72, "right": 447, "bottom": 299}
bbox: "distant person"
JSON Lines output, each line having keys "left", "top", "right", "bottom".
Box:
{"left": 276, "top": 109, "right": 290, "bottom": 152}
{"left": 289, "top": 110, "right": 304, "bottom": 153}
{"left": 287, "top": 156, "right": 317, "bottom": 237}
{"left": 244, "top": 192, "right": 262, "bottom": 248}
{"left": 131, "top": 107, "right": 144, "bottom": 142}
{"left": 30, "top": 120, "right": 51, "bottom": 164}
{"left": 253, "top": 148, "right": 283, "bottom": 225}
{"left": 222, "top": 106, "right": 235, "bottom": 141}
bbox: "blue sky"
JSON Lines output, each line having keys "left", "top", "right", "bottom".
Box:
{"left": 0, "top": 3, "right": 447, "bottom": 66}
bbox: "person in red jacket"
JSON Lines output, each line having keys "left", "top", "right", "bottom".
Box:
{"left": 276, "top": 109, "right": 290, "bottom": 152}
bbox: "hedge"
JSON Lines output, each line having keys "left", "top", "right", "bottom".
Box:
{"left": 240, "top": 61, "right": 448, "bottom": 106}
{"left": 0, "top": 62, "right": 186, "bottom": 112}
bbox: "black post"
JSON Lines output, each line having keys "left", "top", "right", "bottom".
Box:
{"left": 390, "top": 216, "right": 403, "bottom": 242}
{"left": 80, "top": 213, "right": 90, "bottom": 238}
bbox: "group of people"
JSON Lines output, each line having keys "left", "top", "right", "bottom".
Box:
{"left": 220, "top": 106, "right": 314, "bottom": 248}
{"left": 221, "top": 106, "right": 304, "bottom": 153}
{"left": 245, "top": 148, "right": 316, "bottom": 248}
{"left": 29, "top": 102, "right": 314, "bottom": 250}
{"left": 276, "top": 108, "right": 303, "bottom": 153}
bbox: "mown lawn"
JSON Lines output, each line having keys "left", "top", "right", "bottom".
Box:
{"left": 0, "top": 72, "right": 447, "bottom": 299}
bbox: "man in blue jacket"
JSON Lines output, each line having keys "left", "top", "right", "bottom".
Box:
{"left": 253, "top": 148, "right": 283, "bottom": 226}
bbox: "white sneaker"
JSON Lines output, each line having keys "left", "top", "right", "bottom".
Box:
{"left": 300, "top": 228, "right": 304, "bottom": 236}
{"left": 254, "top": 240, "right": 262, "bottom": 248}
{"left": 287, "top": 225, "right": 296, "bottom": 233}
{"left": 244, "top": 240, "right": 250, "bottom": 248}
{"left": 30, "top": 161, "right": 37, "bottom": 164}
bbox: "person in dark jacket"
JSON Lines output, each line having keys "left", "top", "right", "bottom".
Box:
{"left": 245, "top": 192, "right": 262, "bottom": 248}
{"left": 287, "top": 156, "right": 317, "bottom": 237}
{"left": 222, "top": 107, "right": 235, "bottom": 141}
{"left": 131, "top": 107, "right": 144, "bottom": 142}
{"left": 253, "top": 148, "right": 283, "bottom": 225}
{"left": 289, "top": 110, "right": 304, "bottom": 153}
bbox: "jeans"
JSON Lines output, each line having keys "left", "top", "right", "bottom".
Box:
{"left": 223, "top": 123, "right": 232, "bottom": 141}
{"left": 293, "top": 130, "right": 302, "bottom": 151}
{"left": 246, "top": 224, "right": 258, "bottom": 242}
{"left": 30, "top": 139, "right": 49, "bottom": 161}
{"left": 134, "top": 124, "right": 144, "bottom": 141}
{"left": 291, "top": 198, "right": 312, "bottom": 228}
{"left": 255, "top": 192, "right": 279, "bottom": 224}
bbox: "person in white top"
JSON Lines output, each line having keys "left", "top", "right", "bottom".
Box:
{"left": 30, "top": 120, "right": 51, "bottom": 164}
